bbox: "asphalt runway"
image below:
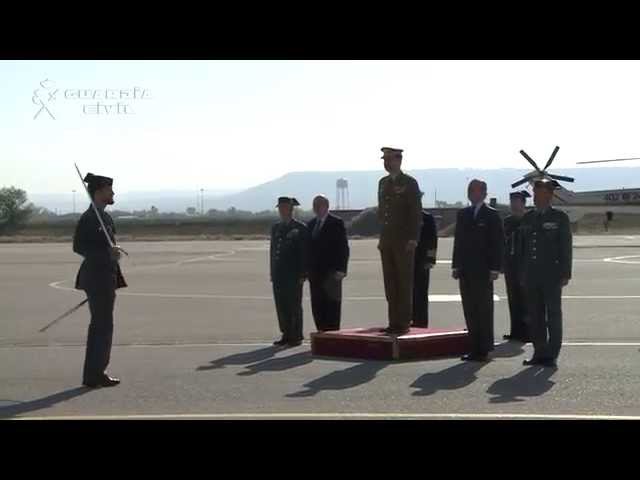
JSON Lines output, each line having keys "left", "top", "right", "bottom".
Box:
{"left": 2, "top": 237, "right": 640, "bottom": 419}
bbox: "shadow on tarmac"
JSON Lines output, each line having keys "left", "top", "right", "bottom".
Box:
{"left": 410, "top": 360, "right": 490, "bottom": 397}
{"left": 0, "top": 387, "right": 93, "bottom": 418}
{"left": 487, "top": 366, "right": 556, "bottom": 403}
{"left": 286, "top": 360, "right": 390, "bottom": 398}
{"left": 196, "top": 346, "right": 282, "bottom": 371}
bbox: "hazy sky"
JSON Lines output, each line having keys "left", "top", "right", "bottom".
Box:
{"left": 3, "top": 60, "right": 640, "bottom": 195}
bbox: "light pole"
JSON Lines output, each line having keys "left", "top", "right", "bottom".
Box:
{"left": 72, "top": 190, "right": 76, "bottom": 214}
{"left": 200, "top": 189, "right": 204, "bottom": 216}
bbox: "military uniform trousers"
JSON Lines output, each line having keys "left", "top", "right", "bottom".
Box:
{"left": 273, "top": 279, "right": 304, "bottom": 342}
{"left": 380, "top": 243, "right": 415, "bottom": 330}
{"left": 82, "top": 285, "right": 116, "bottom": 384}
{"left": 525, "top": 280, "right": 563, "bottom": 361}
{"left": 412, "top": 266, "right": 431, "bottom": 327}
{"left": 459, "top": 271, "right": 495, "bottom": 355}
{"left": 504, "top": 266, "right": 530, "bottom": 340}
{"left": 309, "top": 274, "right": 342, "bottom": 331}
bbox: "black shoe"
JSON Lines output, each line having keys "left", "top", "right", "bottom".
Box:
{"left": 273, "top": 337, "right": 288, "bottom": 346}
{"left": 388, "top": 328, "right": 410, "bottom": 336}
{"left": 83, "top": 374, "right": 120, "bottom": 388}
{"left": 541, "top": 358, "right": 558, "bottom": 368}
{"left": 522, "top": 357, "right": 545, "bottom": 366}
{"left": 287, "top": 339, "right": 303, "bottom": 347}
{"left": 503, "top": 334, "right": 513, "bottom": 340}
{"left": 461, "top": 353, "right": 489, "bottom": 362}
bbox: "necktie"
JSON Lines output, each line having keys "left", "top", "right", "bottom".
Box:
{"left": 313, "top": 219, "right": 323, "bottom": 237}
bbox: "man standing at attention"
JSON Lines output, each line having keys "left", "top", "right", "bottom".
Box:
{"left": 307, "top": 195, "right": 350, "bottom": 332}
{"left": 73, "top": 173, "right": 127, "bottom": 388}
{"left": 520, "top": 179, "right": 572, "bottom": 368}
{"left": 377, "top": 147, "right": 423, "bottom": 336}
{"left": 270, "top": 196, "right": 310, "bottom": 347}
{"left": 452, "top": 179, "right": 504, "bottom": 362}
{"left": 502, "top": 190, "right": 531, "bottom": 343}
{"left": 412, "top": 194, "right": 438, "bottom": 328}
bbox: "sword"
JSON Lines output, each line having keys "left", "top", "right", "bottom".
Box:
{"left": 74, "top": 163, "right": 128, "bottom": 257}
{"left": 39, "top": 299, "right": 89, "bottom": 333}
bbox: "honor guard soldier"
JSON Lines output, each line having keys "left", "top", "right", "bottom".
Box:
{"left": 520, "top": 179, "right": 573, "bottom": 368}
{"left": 502, "top": 190, "right": 531, "bottom": 343}
{"left": 307, "top": 195, "right": 350, "bottom": 332}
{"left": 412, "top": 195, "right": 438, "bottom": 327}
{"left": 377, "top": 147, "right": 423, "bottom": 335}
{"left": 270, "top": 197, "right": 310, "bottom": 347}
{"left": 73, "top": 173, "right": 127, "bottom": 388}
{"left": 452, "top": 179, "right": 504, "bottom": 362}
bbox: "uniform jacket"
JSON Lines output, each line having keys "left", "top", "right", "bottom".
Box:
{"left": 520, "top": 206, "right": 573, "bottom": 284}
{"left": 377, "top": 171, "right": 422, "bottom": 247}
{"left": 270, "top": 218, "right": 310, "bottom": 283}
{"left": 503, "top": 214, "right": 525, "bottom": 275}
{"left": 415, "top": 211, "right": 438, "bottom": 267}
{"left": 307, "top": 213, "right": 349, "bottom": 278}
{"left": 73, "top": 207, "right": 127, "bottom": 291}
{"left": 452, "top": 204, "right": 504, "bottom": 274}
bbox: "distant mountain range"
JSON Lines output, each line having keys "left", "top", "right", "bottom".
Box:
{"left": 28, "top": 167, "right": 640, "bottom": 214}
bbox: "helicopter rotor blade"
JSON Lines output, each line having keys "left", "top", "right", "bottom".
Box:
{"left": 577, "top": 158, "right": 640, "bottom": 165}
{"left": 548, "top": 174, "right": 575, "bottom": 183}
{"left": 542, "top": 146, "right": 560, "bottom": 171}
{"left": 511, "top": 178, "right": 531, "bottom": 189}
{"left": 519, "top": 150, "right": 542, "bottom": 172}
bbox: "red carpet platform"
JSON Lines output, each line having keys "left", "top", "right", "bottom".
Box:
{"left": 310, "top": 327, "right": 470, "bottom": 361}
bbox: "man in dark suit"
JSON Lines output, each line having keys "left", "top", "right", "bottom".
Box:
{"left": 307, "top": 195, "right": 350, "bottom": 332}
{"left": 73, "top": 173, "right": 127, "bottom": 388}
{"left": 412, "top": 202, "right": 438, "bottom": 327}
{"left": 452, "top": 179, "right": 504, "bottom": 362}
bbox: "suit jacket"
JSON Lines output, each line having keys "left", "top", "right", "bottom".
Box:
{"left": 377, "top": 171, "right": 422, "bottom": 247}
{"left": 452, "top": 204, "right": 504, "bottom": 274}
{"left": 73, "top": 207, "right": 127, "bottom": 292}
{"left": 520, "top": 207, "right": 572, "bottom": 284}
{"left": 270, "top": 218, "right": 310, "bottom": 283}
{"left": 307, "top": 213, "right": 350, "bottom": 278}
{"left": 415, "top": 211, "right": 438, "bottom": 267}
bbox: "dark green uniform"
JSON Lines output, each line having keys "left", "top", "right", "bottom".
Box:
{"left": 503, "top": 214, "right": 530, "bottom": 341}
{"left": 73, "top": 207, "right": 127, "bottom": 385}
{"left": 520, "top": 207, "right": 572, "bottom": 362}
{"left": 377, "top": 171, "right": 422, "bottom": 332}
{"left": 270, "top": 219, "right": 310, "bottom": 343}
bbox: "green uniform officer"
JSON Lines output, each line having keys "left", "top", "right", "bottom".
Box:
{"left": 377, "top": 147, "right": 423, "bottom": 335}
{"left": 520, "top": 179, "right": 573, "bottom": 368}
{"left": 270, "top": 196, "right": 310, "bottom": 347}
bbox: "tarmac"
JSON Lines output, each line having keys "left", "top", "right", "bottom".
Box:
{"left": 2, "top": 236, "right": 640, "bottom": 419}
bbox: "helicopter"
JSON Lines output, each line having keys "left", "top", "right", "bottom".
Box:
{"left": 510, "top": 146, "right": 640, "bottom": 223}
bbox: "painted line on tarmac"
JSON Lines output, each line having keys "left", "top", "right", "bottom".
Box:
{"left": 47, "top": 282, "right": 500, "bottom": 302}
{"left": 8, "top": 412, "right": 640, "bottom": 420}
{"left": 4, "top": 341, "right": 640, "bottom": 349}
{"left": 47, "top": 281, "right": 640, "bottom": 302}
{"left": 603, "top": 255, "right": 640, "bottom": 265}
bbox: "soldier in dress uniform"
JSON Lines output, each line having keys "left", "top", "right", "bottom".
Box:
{"left": 502, "top": 190, "right": 531, "bottom": 343}
{"left": 412, "top": 195, "right": 438, "bottom": 328}
{"left": 270, "top": 196, "right": 310, "bottom": 347}
{"left": 520, "top": 179, "right": 573, "bottom": 368}
{"left": 72, "top": 173, "right": 127, "bottom": 388}
{"left": 377, "top": 147, "right": 423, "bottom": 335}
{"left": 452, "top": 179, "right": 504, "bottom": 362}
